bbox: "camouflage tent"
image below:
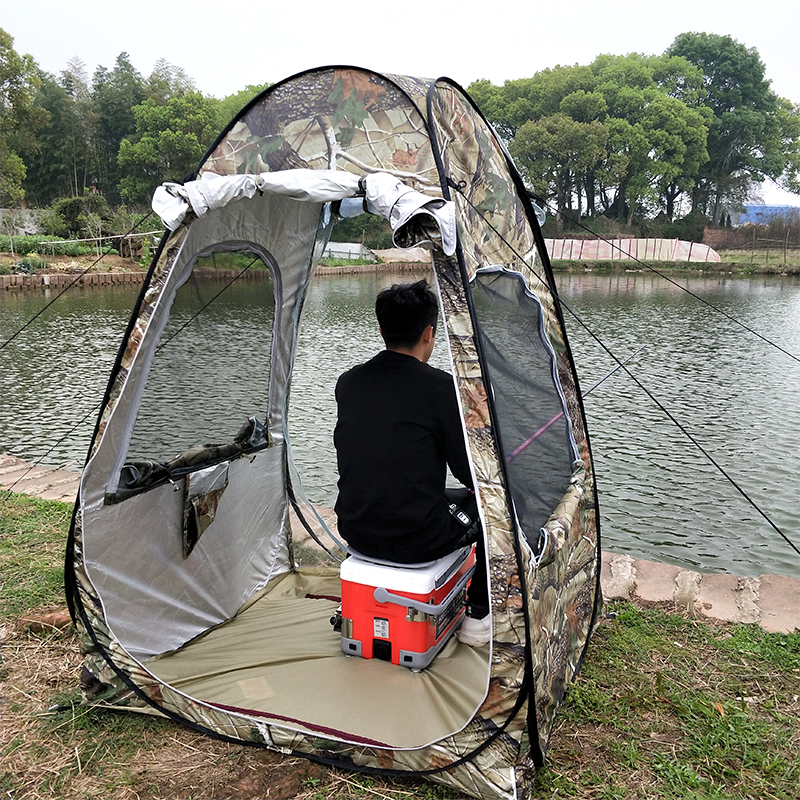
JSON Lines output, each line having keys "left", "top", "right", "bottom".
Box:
{"left": 66, "top": 67, "right": 602, "bottom": 800}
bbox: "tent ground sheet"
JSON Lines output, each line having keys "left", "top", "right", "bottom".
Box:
{"left": 146, "top": 569, "right": 491, "bottom": 748}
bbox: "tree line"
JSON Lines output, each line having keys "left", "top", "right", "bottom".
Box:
{"left": 470, "top": 33, "right": 799, "bottom": 233}
{"left": 1, "top": 27, "right": 798, "bottom": 243}
{"left": 1, "top": 29, "right": 267, "bottom": 217}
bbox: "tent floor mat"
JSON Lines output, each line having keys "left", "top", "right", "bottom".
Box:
{"left": 145, "top": 569, "right": 490, "bottom": 748}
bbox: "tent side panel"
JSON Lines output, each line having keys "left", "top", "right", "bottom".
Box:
{"left": 75, "top": 194, "right": 328, "bottom": 663}
{"left": 428, "top": 81, "right": 601, "bottom": 761}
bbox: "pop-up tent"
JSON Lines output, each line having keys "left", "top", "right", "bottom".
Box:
{"left": 67, "top": 67, "right": 602, "bottom": 800}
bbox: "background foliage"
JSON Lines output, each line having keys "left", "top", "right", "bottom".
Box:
{"left": 1, "top": 27, "right": 798, "bottom": 245}
{"left": 473, "top": 41, "right": 798, "bottom": 231}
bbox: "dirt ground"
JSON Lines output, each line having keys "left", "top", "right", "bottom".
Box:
{"left": 2, "top": 606, "right": 459, "bottom": 800}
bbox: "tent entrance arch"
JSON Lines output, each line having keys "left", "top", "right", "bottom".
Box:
{"left": 67, "top": 67, "right": 601, "bottom": 800}
{"left": 125, "top": 242, "right": 278, "bottom": 467}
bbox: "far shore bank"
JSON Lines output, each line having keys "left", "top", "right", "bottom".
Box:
{"left": 2, "top": 256, "right": 797, "bottom": 291}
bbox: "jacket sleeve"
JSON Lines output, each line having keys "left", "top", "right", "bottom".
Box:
{"left": 439, "top": 378, "right": 473, "bottom": 489}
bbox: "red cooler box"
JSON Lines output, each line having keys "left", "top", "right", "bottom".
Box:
{"left": 339, "top": 545, "right": 475, "bottom": 670}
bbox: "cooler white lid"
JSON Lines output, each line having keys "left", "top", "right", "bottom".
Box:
{"left": 340, "top": 546, "right": 472, "bottom": 594}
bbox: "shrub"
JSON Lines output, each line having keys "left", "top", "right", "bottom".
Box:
{"left": 38, "top": 208, "right": 68, "bottom": 238}
{"left": 0, "top": 235, "right": 96, "bottom": 257}
{"left": 139, "top": 237, "right": 153, "bottom": 268}
{"left": 16, "top": 254, "right": 48, "bottom": 272}
{"left": 669, "top": 210, "right": 712, "bottom": 242}
{"left": 50, "top": 195, "right": 113, "bottom": 238}
{"left": 107, "top": 206, "right": 148, "bottom": 237}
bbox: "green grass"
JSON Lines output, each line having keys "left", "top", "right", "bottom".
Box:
{"left": 2, "top": 493, "right": 798, "bottom": 799}
{"left": 532, "top": 603, "right": 800, "bottom": 799}
{"left": 0, "top": 493, "right": 72, "bottom": 618}
{"left": 0, "top": 234, "right": 99, "bottom": 257}
{"left": 319, "top": 257, "right": 377, "bottom": 267}
{"left": 717, "top": 247, "right": 799, "bottom": 272}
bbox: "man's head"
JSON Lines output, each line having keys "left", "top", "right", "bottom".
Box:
{"left": 375, "top": 280, "right": 438, "bottom": 355}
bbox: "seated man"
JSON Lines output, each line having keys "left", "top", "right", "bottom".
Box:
{"left": 333, "top": 279, "right": 490, "bottom": 646}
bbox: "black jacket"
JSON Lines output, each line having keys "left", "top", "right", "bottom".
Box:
{"left": 334, "top": 349, "right": 472, "bottom": 562}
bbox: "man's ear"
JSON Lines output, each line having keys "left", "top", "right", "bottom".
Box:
{"left": 423, "top": 325, "right": 435, "bottom": 343}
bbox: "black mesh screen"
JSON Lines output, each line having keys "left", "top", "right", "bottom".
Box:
{"left": 471, "top": 269, "right": 576, "bottom": 547}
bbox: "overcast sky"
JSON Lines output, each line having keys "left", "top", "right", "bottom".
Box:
{"left": 4, "top": 0, "right": 799, "bottom": 203}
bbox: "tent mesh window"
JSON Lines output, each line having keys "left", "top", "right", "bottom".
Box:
{"left": 470, "top": 268, "right": 578, "bottom": 547}
{"left": 126, "top": 248, "right": 275, "bottom": 463}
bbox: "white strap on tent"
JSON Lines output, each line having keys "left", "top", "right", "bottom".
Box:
{"left": 257, "top": 169, "right": 362, "bottom": 202}
{"left": 151, "top": 170, "right": 456, "bottom": 255}
{"left": 152, "top": 183, "right": 194, "bottom": 230}
{"left": 186, "top": 173, "right": 260, "bottom": 218}
{"left": 364, "top": 172, "right": 456, "bottom": 256}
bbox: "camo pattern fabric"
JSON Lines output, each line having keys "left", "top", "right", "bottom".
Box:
{"left": 427, "top": 81, "right": 601, "bottom": 764}
{"left": 70, "top": 69, "right": 599, "bottom": 800}
{"left": 201, "top": 69, "right": 442, "bottom": 195}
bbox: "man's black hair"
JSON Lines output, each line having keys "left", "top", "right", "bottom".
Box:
{"left": 375, "top": 279, "right": 438, "bottom": 348}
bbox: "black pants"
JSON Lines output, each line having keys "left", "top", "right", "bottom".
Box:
{"left": 444, "top": 488, "right": 489, "bottom": 619}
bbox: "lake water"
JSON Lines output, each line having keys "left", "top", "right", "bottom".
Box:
{"left": 2, "top": 270, "right": 798, "bottom": 578}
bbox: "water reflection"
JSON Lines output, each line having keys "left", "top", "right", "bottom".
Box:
{"left": 1, "top": 271, "right": 798, "bottom": 577}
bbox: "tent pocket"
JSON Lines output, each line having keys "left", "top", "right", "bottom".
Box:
{"left": 183, "top": 462, "right": 230, "bottom": 557}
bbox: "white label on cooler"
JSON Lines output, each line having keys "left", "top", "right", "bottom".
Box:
{"left": 374, "top": 618, "right": 389, "bottom": 639}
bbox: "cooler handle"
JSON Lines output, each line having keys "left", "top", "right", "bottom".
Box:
{"left": 372, "top": 564, "right": 475, "bottom": 616}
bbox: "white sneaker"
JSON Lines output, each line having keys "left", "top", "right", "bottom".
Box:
{"left": 456, "top": 613, "right": 491, "bottom": 646}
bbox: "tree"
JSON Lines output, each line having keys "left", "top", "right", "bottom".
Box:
{"left": 666, "top": 32, "right": 799, "bottom": 218}
{"left": 117, "top": 91, "right": 220, "bottom": 205}
{"left": 20, "top": 72, "right": 76, "bottom": 205}
{"left": 588, "top": 53, "right": 709, "bottom": 221}
{"left": 636, "top": 93, "right": 710, "bottom": 220}
{"left": 58, "top": 56, "right": 97, "bottom": 197}
{"left": 91, "top": 53, "right": 146, "bottom": 203}
{"left": 0, "top": 28, "right": 47, "bottom": 204}
{"left": 468, "top": 65, "right": 596, "bottom": 141}
{"left": 147, "top": 58, "right": 195, "bottom": 103}
{"left": 510, "top": 114, "right": 608, "bottom": 228}
{"left": 774, "top": 100, "right": 800, "bottom": 195}
{"left": 471, "top": 55, "right": 712, "bottom": 223}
